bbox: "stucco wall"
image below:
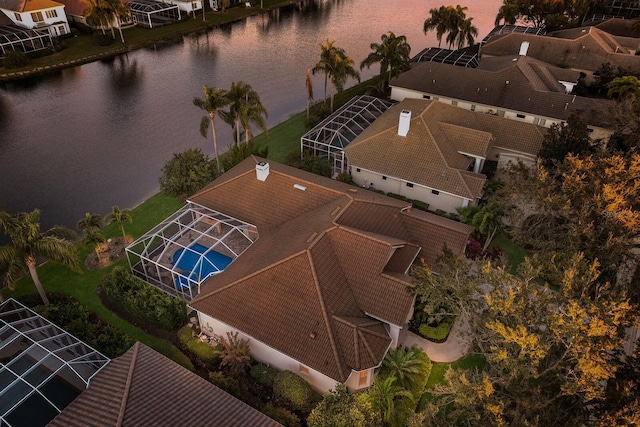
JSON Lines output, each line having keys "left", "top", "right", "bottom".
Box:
{"left": 8, "top": 6, "right": 70, "bottom": 36}
{"left": 197, "top": 312, "right": 340, "bottom": 394}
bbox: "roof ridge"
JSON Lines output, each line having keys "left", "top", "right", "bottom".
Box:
{"left": 332, "top": 225, "right": 405, "bottom": 250}
{"left": 356, "top": 329, "right": 377, "bottom": 366}
{"left": 308, "top": 250, "right": 347, "bottom": 381}
{"left": 116, "top": 342, "right": 140, "bottom": 427}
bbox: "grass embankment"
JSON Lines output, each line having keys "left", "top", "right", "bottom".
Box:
{"left": 0, "top": 0, "right": 300, "bottom": 77}
{"left": 2, "top": 193, "right": 193, "bottom": 368}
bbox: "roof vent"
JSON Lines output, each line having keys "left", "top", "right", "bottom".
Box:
{"left": 519, "top": 41, "right": 529, "bottom": 56}
{"left": 294, "top": 183, "right": 306, "bottom": 191}
{"left": 398, "top": 110, "right": 411, "bottom": 137}
{"left": 256, "top": 161, "right": 269, "bottom": 182}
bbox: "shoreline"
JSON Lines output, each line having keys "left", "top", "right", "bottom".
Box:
{"left": 0, "top": 0, "right": 301, "bottom": 82}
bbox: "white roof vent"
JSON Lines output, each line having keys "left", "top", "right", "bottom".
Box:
{"left": 519, "top": 41, "right": 529, "bottom": 56}
{"left": 256, "top": 161, "right": 270, "bottom": 182}
{"left": 293, "top": 184, "right": 306, "bottom": 191}
{"left": 398, "top": 110, "right": 411, "bottom": 137}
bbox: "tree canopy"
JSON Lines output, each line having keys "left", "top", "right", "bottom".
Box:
{"left": 159, "top": 148, "right": 217, "bottom": 200}
{"left": 423, "top": 5, "right": 478, "bottom": 49}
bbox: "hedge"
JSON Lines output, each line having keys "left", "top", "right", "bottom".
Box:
{"left": 178, "top": 325, "right": 220, "bottom": 365}
{"left": 101, "top": 267, "right": 187, "bottom": 330}
{"left": 261, "top": 403, "right": 301, "bottom": 427}
{"left": 250, "top": 363, "right": 279, "bottom": 388}
{"left": 385, "top": 192, "right": 429, "bottom": 212}
{"left": 419, "top": 316, "right": 456, "bottom": 343}
{"left": 273, "top": 370, "right": 318, "bottom": 413}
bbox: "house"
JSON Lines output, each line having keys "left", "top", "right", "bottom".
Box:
{"left": 127, "top": 157, "right": 473, "bottom": 393}
{"left": 49, "top": 342, "right": 282, "bottom": 427}
{"left": 480, "top": 26, "right": 640, "bottom": 77}
{"left": 389, "top": 54, "right": 614, "bottom": 140}
{"left": 343, "top": 99, "right": 546, "bottom": 214}
{"left": 0, "top": 0, "right": 70, "bottom": 36}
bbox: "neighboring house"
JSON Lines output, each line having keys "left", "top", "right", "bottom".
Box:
{"left": 344, "top": 99, "right": 546, "bottom": 214}
{"left": 127, "top": 157, "right": 473, "bottom": 393}
{"left": 50, "top": 342, "right": 282, "bottom": 427}
{"left": 55, "top": 0, "right": 87, "bottom": 25}
{"left": 0, "top": 0, "right": 70, "bottom": 36}
{"left": 163, "top": 0, "right": 202, "bottom": 14}
{"left": 481, "top": 26, "right": 640, "bottom": 77}
{"left": 390, "top": 55, "right": 614, "bottom": 140}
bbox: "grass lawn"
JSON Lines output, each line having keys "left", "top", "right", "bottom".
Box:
{"left": 426, "top": 353, "right": 486, "bottom": 390}
{"left": 490, "top": 232, "right": 529, "bottom": 274}
{"left": 1, "top": 193, "right": 193, "bottom": 369}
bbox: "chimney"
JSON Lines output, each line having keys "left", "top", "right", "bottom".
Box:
{"left": 398, "top": 110, "right": 411, "bottom": 137}
{"left": 256, "top": 161, "right": 269, "bottom": 181}
{"left": 519, "top": 41, "right": 529, "bottom": 56}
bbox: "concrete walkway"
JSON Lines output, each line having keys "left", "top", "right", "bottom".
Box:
{"left": 399, "top": 317, "right": 471, "bottom": 363}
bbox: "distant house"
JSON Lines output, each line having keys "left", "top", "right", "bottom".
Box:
{"left": 390, "top": 55, "right": 614, "bottom": 140}
{"left": 343, "top": 99, "right": 546, "bottom": 214}
{"left": 0, "top": 0, "right": 70, "bottom": 36}
{"left": 50, "top": 342, "right": 282, "bottom": 427}
{"left": 481, "top": 26, "right": 640, "bottom": 77}
{"left": 127, "top": 157, "right": 473, "bottom": 393}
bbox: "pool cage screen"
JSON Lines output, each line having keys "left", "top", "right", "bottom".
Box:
{"left": 127, "top": 0, "right": 181, "bottom": 28}
{"left": 0, "top": 25, "right": 52, "bottom": 58}
{"left": 0, "top": 299, "right": 109, "bottom": 427}
{"left": 300, "top": 95, "right": 394, "bottom": 176}
{"left": 126, "top": 201, "right": 258, "bottom": 301}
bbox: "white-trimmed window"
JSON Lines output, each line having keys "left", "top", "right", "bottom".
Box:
{"left": 358, "top": 370, "right": 368, "bottom": 387}
{"left": 431, "top": 189, "right": 440, "bottom": 195}
{"left": 470, "top": 104, "right": 476, "bottom": 111}
{"left": 451, "top": 100, "right": 458, "bottom": 106}
{"left": 516, "top": 113, "right": 526, "bottom": 119}
{"left": 496, "top": 110, "right": 505, "bottom": 117}
{"left": 31, "top": 11, "right": 43, "bottom": 22}
{"left": 406, "top": 182, "right": 414, "bottom": 188}
{"left": 46, "top": 9, "right": 58, "bottom": 18}
{"left": 14, "top": 12, "right": 22, "bottom": 21}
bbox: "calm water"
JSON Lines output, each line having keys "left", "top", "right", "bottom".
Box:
{"left": 0, "top": 0, "right": 501, "bottom": 230}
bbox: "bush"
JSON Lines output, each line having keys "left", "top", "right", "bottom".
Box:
{"left": 250, "top": 363, "right": 279, "bottom": 387}
{"left": 305, "top": 101, "right": 332, "bottom": 129}
{"left": 178, "top": 325, "right": 220, "bottom": 365}
{"left": 35, "top": 300, "right": 133, "bottom": 358}
{"left": 209, "top": 371, "right": 240, "bottom": 397}
{"left": 335, "top": 172, "right": 354, "bottom": 185}
{"left": 273, "top": 370, "right": 317, "bottom": 413}
{"left": 159, "top": 148, "right": 217, "bottom": 199}
{"left": 101, "top": 267, "right": 187, "bottom": 330}
{"left": 300, "top": 155, "right": 331, "bottom": 177}
{"left": 261, "top": 403, "right": 301, "bottom": 427}
{"left": 93, "top": 32, "right": 114, "bottom": 46}
{"left": 419, "top": 316, "right": 455, "bottom": 342}
{"left": 385, "top": 192, "right": 429, "bottom": 212}
{"left": 3, "top": 51, "right": 29, "bottom": 69}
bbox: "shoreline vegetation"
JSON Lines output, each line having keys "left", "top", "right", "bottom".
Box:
{"left": 0, "top": 0, "right": 303, "bottom": 81}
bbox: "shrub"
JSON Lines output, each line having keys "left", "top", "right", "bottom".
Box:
{"left": 385, "top": 193, "right": 429, "bottom": 212}
{"left": 250, "top": 363, "right": 279, "bottom": 387}
{"left": 300, "top": 155, "right": 331, "bottom": 177}
{"left": 261, "top": 403, "right": 301, "bottom": 427}
{"left": 4, "top": 51, "right": 29, "bottom": 69}
{"left": 159, "top": 148, "right": 217, "bottom": 199}
{"left": 93, "top": 32, "right": 114, "bottom": 46}
{"left": 273, "top": 370, "right": 317, "bottom": 413}
{"left": 419, "top": 316, "right": 455, "bottom": 342}
{"left": 335, "top": 172, "right": 354, "bottom": 185}
{"left": 178, "top": 325, "right": 220, "bottom": 364}
{"left": 209, "top": 371, "right": 240, "bottom": 397}
{"left": 101, "top": 267, "right": 187, "bottom": 330}
{"left": 35, "top": 300, "right": 133, "bottom": 358}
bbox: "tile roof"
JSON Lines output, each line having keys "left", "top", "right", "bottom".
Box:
{"left": 188, "top": 157, "right": 473, "bottom": 383}
{"left": 344, "top": 99, "right": 545, "bottom": 200}
{"left": 55, "top": 0, "right": 88, "bottom": 16}
{"left": 0, "top": 0, "right": 62, "bottom": 11}
{"left": 390, "top": 56, "right": 614, "bottom": 127}
{"left": 49, "top": 342, "right": 281, "bottom": 427}
{"left": 592, "top": 17, "right": 640, "bottom": 38}
{"left": 481, "top": 27, "right": 640, "bottom": 75}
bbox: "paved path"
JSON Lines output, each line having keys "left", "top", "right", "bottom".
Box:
{"left": 399, "top": 317, "right": 471, "bottom": 363}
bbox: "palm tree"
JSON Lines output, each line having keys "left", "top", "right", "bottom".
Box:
{"left": 450, "top": 16, "right": 478, "bottom": 49}
{"left": 305, "top": 68, "right": 314, "bottom": 121}
{"left": 105, "top": 205, "right": 132, "bottom": 243}
{"left": 328, "top": 49, "right": 360, "bottom": 112}
{"left": 423, "top": 5, "right": 454, "bottom": 48}
{"left": 458, "top": 202, "right": 504, "bottom": 253}
{"left": 360, "top": 32, "right": 411, "bottom": 90}
{"left": 221, "top": 81, "right": 268, "bottom": 146}
{"left": 193, "top": 85, "right": 230, "bottom": 172}
{"left": 312, "top": 38, "right": 339, "bottom": 103}
{"left": 0, "top": 209, "right": 79, "bottom": 306}
{"left": 82, "top": 227, "right": 107, "bottom": 266}
{"left": 105, "top": 0, "right": 129, "bottom": 43}
{"left": 379, "top": 346, "right": 431, "bottom": 398}
{"left": 77, "top": 212, "right": 103, "bottom": 233}
{"left": 494, "top": 0, "right": 518, "bottom": 26}
{"left": 84, "top": 0, "right": 110, "bottom": 35}
{"left": 607, "top": 75, "right": 640, "bottom": 99}
{"left": 366, "top": 376, "right": 412, "bottom": 425}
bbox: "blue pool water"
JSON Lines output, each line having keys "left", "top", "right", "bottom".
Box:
{"left": 172, "top": 244, "right": 232, "bottom": 289}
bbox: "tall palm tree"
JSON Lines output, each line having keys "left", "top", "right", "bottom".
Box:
{"left": 84, "top": 0, "right": 110, "bottom": 35}
{"left": 607, "top": 75, "right": 640, "bottom": 100}
{"left": 366, "top": 376, "right": 412, "bottom": 425}
{"left": 105, "top": 0, "right": 129, "bottom": 43}
{"left": 0, "top": 209, "right": 79, "bottom": 306}
{"left": 423, "top": 5, "right": 453, "bottom": 48}
{"left": 221, "top": 81, "right": 268, "bottom": 146}
{"left": 328, "top": 49, "right": 360, "bottom": 112}
{"left": 312, "top": 38, "right": 339, "bottom": 103}
{"left": 77, "top": 212, "right": 103, "bottom": 233}
{"left": 494, "top": 0, "right": 519, "bottom": 26}
{"left": 360, "top": 32, "right": 411, "bottom": 90}
{"left": 82, "top": 227, "right": 107, "bottom": 266}
{"left": 305, "top": 68, "right": 314, "bottom": 121}
{"left": 193, "top": 85, "right": 230, "bottom": 172}
{"left": 105, "top": 205, "right": 132, "bottom": 243}
{"left": 450, "top": 16, "right": 478, "bottom": 49}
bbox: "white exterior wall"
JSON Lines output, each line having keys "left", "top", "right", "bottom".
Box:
{"left": 197, "top": 312, "right": 339, "bottom": 394}
{"left": 390, "top": 86, "right": 609, "bottom": 140}
{"left": 344, "top": 368, "right": 374, "bottom": 391}
{"left": 351, "top": 166, "right": 471, "bottom": 214}
{"left": 164, "top": 0, "right": 202, "bottom": 12}
{"left": 9, "top": 6, "right": 70, "bottom": 36}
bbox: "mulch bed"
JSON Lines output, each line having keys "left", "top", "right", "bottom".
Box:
{"left": 84, "top": 236, "right": 131, "bottom": 270}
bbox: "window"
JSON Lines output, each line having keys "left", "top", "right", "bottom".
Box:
{"left": 431, "top": 189, "right": 440, "bottom": 195}
{"left": 46, "top": 9, "right": 58, "bottom": 18}
{"left": 497, "top": 110, "right": 505, "bottom": 117}
{"left": 14, "top": 12, "right": 22, "bottom": 21}
{"left": 358, "top": 370, "right": 368, "bottom": 387}
{"left": 470, "top": 104, "right": 476, "bottom": 111}
{"left": 433, "top": 96, "right": 439, "bottom": 101}
{"left": 516, "top": 113, "right": 526, "bottom": 119}
{"left": 587, "top": 128, "right": 594, "bottom": 133}
{"left": 58, "top": 25, "right": 66, "bottom": 35}
{"left": 382, "top": 176, "right": 387, "bottom": 180}
{"left": 539, "top": 119, "right": 546, "bottom": 126}
{"left": 422, "top": 95, "right": 431, "bottom": 100}
{"left": 31, "top": 11, "right": 43, "bottom": 22}
{"left": 451, "top": 100, "right": 458, "bottom": 106}
{"left": 406, "top": 182, "right": 414, "bottom": 188}
{"left": 299, "top": 364, "right": 309, "bottom": 376}
{"left": 355, "top": 168, "right": 361, "bottom": 173}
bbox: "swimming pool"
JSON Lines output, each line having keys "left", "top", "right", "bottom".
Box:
{"left": 172, "top": 243, "right": 232, "bottom": 289}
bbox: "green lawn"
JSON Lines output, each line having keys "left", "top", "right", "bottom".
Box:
{"left": 1, "top": 193, "right": 192, "bottom": 368}
{"left": 490, "top": 233, "right": 529, "bottom": 274}
{"left": 426, "top": 353, "right": 486, "bottom": 389}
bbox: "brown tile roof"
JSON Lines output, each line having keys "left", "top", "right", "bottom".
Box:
{"left": 592, "top": 17, "right": 640, "bottom": 38}
{"left": 390, "top": 57, "right": 614, "bottom": 127}
{"left": 481, "top": 27, "right": 640, "bottom": 75}
{"left": 344, "top": 99, "right": 544, "bottom": 200}
{"left": 49, "top": 342, "right": 281, "bottom": 427}
{"left": 188, "top": 157, "right": 472, "bottom": 382}
{"left": 0, "top": 0, "right": 61, "bottom": 11}
{"left": 55, "top": 0, "right": 87, "bottom": 16}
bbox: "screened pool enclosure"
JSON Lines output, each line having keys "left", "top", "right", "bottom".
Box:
{"left": 0, "top": 299, "right": 109, "bottom": 427}
{"left": 126, "top": 202, "right": 258, "bottom": 301}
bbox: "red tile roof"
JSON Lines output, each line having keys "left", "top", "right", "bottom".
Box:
{"left": 188, "top": 157, "right": 473, "bottom": 382}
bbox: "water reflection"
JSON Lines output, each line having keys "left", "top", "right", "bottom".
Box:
{"left": 109, "top": 54, "right": 144, "bottom": 92}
